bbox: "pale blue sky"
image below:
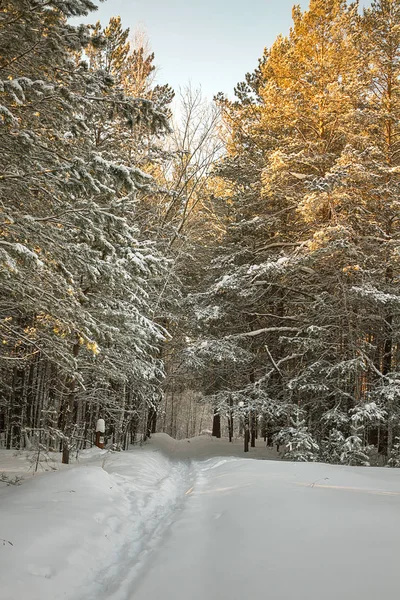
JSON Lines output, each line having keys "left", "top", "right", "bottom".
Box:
{"left": 79, "top": 0, "right": 369, "bottom": 100}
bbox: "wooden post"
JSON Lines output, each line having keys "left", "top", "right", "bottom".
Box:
{"left": 95, "top": 418, "right": 105, "bottom": 449}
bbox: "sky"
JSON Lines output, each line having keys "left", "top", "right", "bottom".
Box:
{"left": 77, "top": 0, "right": 369, "bottom": 101}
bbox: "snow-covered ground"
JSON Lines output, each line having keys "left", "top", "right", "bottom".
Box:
{"left": 1, "top": 434, "right": 400, "bottom": 600}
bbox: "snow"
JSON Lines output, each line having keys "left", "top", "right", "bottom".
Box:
{"left": 0, "top": 443, "right": 191, "bottom": 600}
{"left": 96, "top": 418, "right": 105, "bottom": 433}
{"left": 1, "top": 435, "right": 400, "bottom": 600}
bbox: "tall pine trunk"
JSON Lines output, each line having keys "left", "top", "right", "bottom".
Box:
{"left": 62, "top": 340, "right": 80, "bottom": 464}
{"left": 212, "top": 411, "right": 221, "bottom": 438}
{"left": 228, "top": 396, "right": 233, "bottom": 442}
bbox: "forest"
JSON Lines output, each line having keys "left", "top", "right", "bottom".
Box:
{"left": 1, "top": 0, "right": 400, "bottom": 466}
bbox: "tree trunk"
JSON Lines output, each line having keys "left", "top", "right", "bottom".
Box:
{"left": 244, "top": 412, "right": 249, "bottom": 452}
{"left": 261, "top": 417, "right": 267, "bottom": 442}
{"left": 9, "top": 367, "right": 25, "bottom": 450}
{"left": 250, "top": 410, "right": 256, "bottom": 448}
{"left": 383, "top": 312, "right": 393, "bottom": 458}
{"left": 62, "top": 340, "right": 80, "bottom": 464}
{"left": 212, "top": 411, "right": 221, "bottom": 438}
{"left": 228, "top": 396, "right": 233, "bottom": 442}
{"left": 146, "top": 405, "right": 157, "bottom": 439}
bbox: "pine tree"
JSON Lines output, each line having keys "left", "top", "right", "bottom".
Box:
{"left": 388, "top": 437, "right": 400, "bottom": 467}
{"left": 0, "top": 1, "right": 172, "bottom": 457}
{"left": 194, "top": 0, "right": 364, "bottom": 452}
{"left": 275, "top": 409, "right": 320, "bottom": 462}
{"left": 189, "top": 0, "right": 400, "bottom": 461}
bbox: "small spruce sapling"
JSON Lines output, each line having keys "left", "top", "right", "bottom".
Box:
{"left": 321, "top": 429, "right": 345, "bottom": 464}
{"left": 341, "top": 403, "right": 386, "bottom": 466}
{"left": 388, "top": 437, "right": 400, "bottom": 468}
{"left": 340, "top": 430, "right": 370, "bottom": 466}
{"left": 275, "top": 409, "right": 319, "bottom": 462}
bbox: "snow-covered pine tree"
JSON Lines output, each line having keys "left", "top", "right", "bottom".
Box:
{"left": 341, "top": 403, "right": 386, "bottom": 466}
{"left": 190, "top": 0, "right": 365, "bottom": 454}
{"left": 0, "top": 1, "right": 172, "bottom": 458}
{"left": 388, "top": 437, "right": 400, "bottom": 467}
{"left": 275, "top": 408, "right": 320, "bottom": 462}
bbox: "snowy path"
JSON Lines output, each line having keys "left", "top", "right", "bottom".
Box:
{"left": 0, "top": 444, "right": 194, "bottom": 600}
{"left": 1, "top": 436, "right": 400, "bottom": 600}
{"left": 129, "top": 457, "right": 400, "bottom": 600}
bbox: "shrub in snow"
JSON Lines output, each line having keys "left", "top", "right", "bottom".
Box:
{"left": 275, "top": 411, "right": 319, "bottom": 462}
{"left": 340, "top": 432, "right": 371, "bottom": 466}
{"left": 339, "top": 402, "right": 385, "bottom": 467}
{"left": 388, "top": 438, "right": 400, "bottom": 468}
{"left": 0, "top": 473, "right": 23, "bottom": 486}
{"left": 321, "top": 429, "right": 345, "bottom": 464}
